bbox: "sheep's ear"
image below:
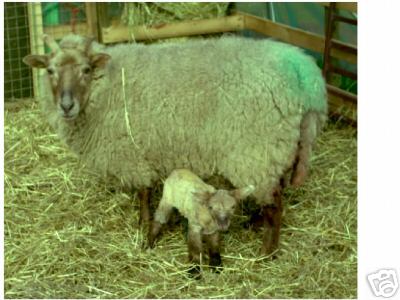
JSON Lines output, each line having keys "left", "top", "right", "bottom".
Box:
{"left": 90, "top": 53, "right": 111, "bottom": 69}
{"left": 192, "top": 191, "right": 214, "bottom": 204}
{"left": 23, "top": 54, "right": 49, "bottom": 68}
{"left": 230, "top": 185, "right": 255, "bottom": 201}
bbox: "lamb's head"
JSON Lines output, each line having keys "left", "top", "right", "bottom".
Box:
{"left": 23, "top": 34, "right": 110, "bottom": 120}
{"left": 194, "top": 185, "right": 255, "bottom": 232}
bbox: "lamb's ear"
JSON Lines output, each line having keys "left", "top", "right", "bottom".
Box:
{"left": 230, "top": 185, "right": 255, "bottom": 201}
{"left": 192, "top": 191, "right": 214, "bottom": 205}
{"left": 23, "top": 54, "right": 49, "bottom": 68}
{"left": 90, "top": 53, "right": 111, "bottom": 69}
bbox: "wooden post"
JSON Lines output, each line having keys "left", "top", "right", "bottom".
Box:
{"left": 27, "top": 3, "right": 46, "bottom": 100}
{"left": 85, "top": 3, "right": 99, "bottom": 40}
{"left": 320, "top": 2, "right": 357, "bottom": 13}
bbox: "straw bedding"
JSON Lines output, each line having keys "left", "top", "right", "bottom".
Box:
{"left": 121, "top": 3, "right": 230, "bottom": 27}
{"left": 4, "top": 101, "right": 356, "bottom": 298}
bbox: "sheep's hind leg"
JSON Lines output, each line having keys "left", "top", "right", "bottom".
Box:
{"left": 291, "top": 112, "right": 317, "bottom": 187}
{"left": 187, "top": 226, "right": 203, "bottom": 279}
{"left": 261, "top": 179, "right": 283, "bottom": 256}
{"left": 138, "top": 188, "right": 151, "bottom": 227}
{"left": 204, "top": 232, "right": 222, "bottom": 273}
{"left": 290, "top": 142, "right": 310, "bottom": 187}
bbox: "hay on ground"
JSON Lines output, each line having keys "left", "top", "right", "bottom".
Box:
{"left": 4, "top": 101, "right": 357, "bottom": 298}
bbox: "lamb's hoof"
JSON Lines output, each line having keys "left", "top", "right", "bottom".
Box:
{"left": 187, "top": 265, "right": 201, "bottom": 280}
{"left": 142, "top": 241, "right": 151, "bottom": 250}
{"left": 242, "top": 213, "right": 264, "bottom": 230}
{"left": 209, "top": 254, "right": 223, "bottom": 273}
{"left": 210, "top": 265, "right": 223, "bottom": 274}
{"left": 147, "top": 236, "right": 156, "bottom": 249}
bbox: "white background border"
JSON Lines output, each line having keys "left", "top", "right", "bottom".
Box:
{"left": 358, "top": 0, "right": 400, "bottom": 299}
{"left": 2, "top": 1, "right": 400, "bottom": 299}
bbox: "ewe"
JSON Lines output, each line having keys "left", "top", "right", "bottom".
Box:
{"left": 23, "top": 34, "right": 327, "bottom": 255}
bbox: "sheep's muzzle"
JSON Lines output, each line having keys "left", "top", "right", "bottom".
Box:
{"left": 58, "top": 89, "right": 80, "bottom": 120}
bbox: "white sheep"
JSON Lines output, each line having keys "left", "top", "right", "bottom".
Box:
{"left": 148, "top": 169, "right": 254, "bottom": 277}
{"left": 23, "top": 34, "right": 327, "bottom": 255}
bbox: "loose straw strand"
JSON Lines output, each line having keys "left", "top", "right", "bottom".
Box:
{"left": 121, "top": 67, "right": 139, "bottom": 148}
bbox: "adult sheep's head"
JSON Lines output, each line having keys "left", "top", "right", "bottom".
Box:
{"left": 194, "top": 185, "right": 255, "bottom": 232}
{"left": 23, "top": 34, "right": 110, "bottom": 120}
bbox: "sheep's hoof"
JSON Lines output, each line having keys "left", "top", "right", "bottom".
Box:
{"left": 290, "top": 164, "right": 307, "bottom": 187}
{"left": 261, "top": 245, "right": 279, "bottom": 260}
{"left": 290, "top": 177, "right": 305, "bottom": 188}
{"left": 187, "top": 265, "right": 201, "bottom": 280}
{"left": 138, "top": 217, "right": 150, "bottom": 228}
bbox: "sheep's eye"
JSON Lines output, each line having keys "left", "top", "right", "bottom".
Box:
{"left": 82, "top": 66, "right": 91, "bottom": 75}
{"left": 47, "top": 68, "right": 54, "bottom": 75}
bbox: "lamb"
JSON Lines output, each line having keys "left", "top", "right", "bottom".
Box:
{"left": 23, "top": 33, "right": 327, "bottom": 255}
{"left": 148, "top": 169, "right": 254, "bottom": 277}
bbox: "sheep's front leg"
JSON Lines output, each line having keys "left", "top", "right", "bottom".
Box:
{"left": 262, "top": 180, "right": 283, "bottom": 256}
{"left": 204, "top": 232, "right": 222, "bottom": 273}
{"left": 138, "top": 188, "right": 151, "bottom": 227}
{"left": 187, "top": 226, "right": 203, "bottom": 279}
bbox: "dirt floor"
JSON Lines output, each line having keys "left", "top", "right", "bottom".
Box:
{"left": 4, "top": 101, "right": 357, "bottom": 298}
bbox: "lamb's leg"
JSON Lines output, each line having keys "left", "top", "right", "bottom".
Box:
{"left": 187, "top": 225, "right": 203, "bottom": 279}
{"left": 138, "top": 188, "right": 151, "bottom": 227}
{"left": 147, "top": 201, "right": 173, "bottom": 248}
{"left": 147, "top": 220, "right": 163, "bottom": 248}
{"left": 261, "top": 180, "right": 283, "bottom": 256}
{"left": 204, "top": 232, "right": 222, "bottom": 273}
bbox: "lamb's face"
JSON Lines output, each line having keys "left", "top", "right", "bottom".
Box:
{"left": 208, "top": 190, "right": 238, "bottom": 232}
{"left": 195, "top": 185, "right": 255, "bottom": 232}
{"left": 23, "top": 34, "right": 110, "bottom": 121}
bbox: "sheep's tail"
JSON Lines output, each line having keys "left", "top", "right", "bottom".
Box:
{"left": 273, "top": 42, "right": 328, "bottom": 114}
{"left": 286, "top": 48, "right": 328, "bottom": 129}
